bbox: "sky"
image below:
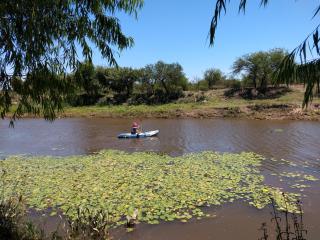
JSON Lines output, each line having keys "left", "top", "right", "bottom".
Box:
{"left": 91, "top": 0, "right": 318, "bottom": 80}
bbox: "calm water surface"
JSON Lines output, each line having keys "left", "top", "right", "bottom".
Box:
{"left": 1, "top": 118, "right": 320, "bottom": 239}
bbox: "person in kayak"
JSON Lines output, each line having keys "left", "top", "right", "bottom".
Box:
{"left": 131, "top": 122, "right": 141, "bottom": 134}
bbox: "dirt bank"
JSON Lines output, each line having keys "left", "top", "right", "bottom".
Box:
{"left": 9, "top": 86, "right": 320, "bottom": 121}
{"left": 59, "top": 102, "right": 320, "bottom": 121}
{"left": 182, "top": 104, "right": 320, "bottom": 121}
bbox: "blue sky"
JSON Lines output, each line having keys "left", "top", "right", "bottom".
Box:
{"left": 92, "top": 0, "right": 318, "bottom": 80}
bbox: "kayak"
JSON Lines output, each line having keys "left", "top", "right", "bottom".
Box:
{"left": 118, "top": 130, "right": 159, "bottom": 139}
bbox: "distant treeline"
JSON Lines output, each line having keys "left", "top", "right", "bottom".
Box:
{"left": 12, "top": 48, "right": 302, "bottom": 107}
{"left": 66, "top": 61, "right": 188, "bottom": 106}
{"left": 68, "top": 60, "right": 240, "bottom": 106}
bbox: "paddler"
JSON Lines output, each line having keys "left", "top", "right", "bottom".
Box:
{"left": 131, "top": 122, "right": 141, "bottom": 134}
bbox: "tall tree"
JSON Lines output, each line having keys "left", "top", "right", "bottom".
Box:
{"left": 72, "top": 62, "right": 103, "bottom": 105}
{"left": 144, "top": 61, "right": 188, "bottom": 96}
{"left": 209, "top": 0, "right": 320, "bottom": 106}
{"left": 97, "top": 67, "right": 142, "bottom": 100}
{"left": 232, "top": 49, "right": 287, "bottom": 90}
{"left": 0, "top": 0, "right": 143, "bottom": 121}
{"left": 232, "top": 54, "right": 260, "bottom": 89}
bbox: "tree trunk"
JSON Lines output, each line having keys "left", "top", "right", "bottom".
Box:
{"left": 126, "top": 79, "right": 133, "bottom": 99}
{"left": 252, "top": 71, "right": 257, "bottom": 89}
{"left": 253, "top": 74, "right": 257, "bottom": 89}
{"left": 260, "top": 73, "right": 267, "bottom": 93}
{"left": 160, "top": 78, "right": 169, "bottom": 95}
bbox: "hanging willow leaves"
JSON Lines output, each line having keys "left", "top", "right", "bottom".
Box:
{"left": 210, "top": 0, "right": 320, "bottom": 106}
{"left": 0, "top": 0, "right": 143, "bottom": 122}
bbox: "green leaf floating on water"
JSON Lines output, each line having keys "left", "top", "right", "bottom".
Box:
{"left": 278, "top": 172, "right": 319, "bottom": 182}
{"left": 0, "top": 150, "right": 303, "bottom": 227}
{"left": 274, "top": 128, "right": 284, "bottom": 133}
{"left": 290, "top": 184, "right": 311, "bottom": 189}
{"left": 303, "top": 174, "right": 319, "bottom": 181}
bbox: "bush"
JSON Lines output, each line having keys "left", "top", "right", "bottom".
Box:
{"left": 222, "top": 79, "right": 242, "bottom": 89}
{"left": 128, "top": 87, "right": 184, "bottom": 105}
{"left": 0, "top": 196, "right": 46, "bottom": 240}
{"left": 96, "top": 96, "right": 115, "bottom": 106}
{"left": 68, "top": 93, "right": 103, "bottom": 106}
{"left": 224, "top": 86, "right": 290, "bottom": 99}
{"left": 0, "top": 196, "right": 111, "bottom": 240}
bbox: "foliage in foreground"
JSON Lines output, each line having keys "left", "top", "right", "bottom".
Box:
{"left": 0, "top": 195, "right": 111, "bottom": 240}
{"left": 0, "top": 194, "right": 309, "bottom": 240}
{"left": 0, "top": 195, "right": 41, "bottom": 240}
{"left": 0, "top": 0, "right": 143, "bottom": 121}
{"left": 259, "top": 196, "right": 307, "bottom": 240}
{"left": 1, "top": 150, "right": 314, "bottom": 228}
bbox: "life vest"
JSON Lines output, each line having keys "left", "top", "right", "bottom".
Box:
{"left": 131, "top": 122, "right": 139, "bottom": 134}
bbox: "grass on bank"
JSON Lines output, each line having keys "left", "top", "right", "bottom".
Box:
{"left": 7, "top": 86, "right": 320, "bottom": 119}
{"left": 61, "top": 86, "right": 320, "bottom": 118}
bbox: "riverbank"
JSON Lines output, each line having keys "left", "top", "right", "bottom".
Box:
{"left": 61, "top": 86, "right": 320, "bottom": 121}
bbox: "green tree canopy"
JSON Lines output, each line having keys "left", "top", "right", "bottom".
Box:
{"left": 232, "top": 49, "right": 287, "bottom": 90}
{"left": 203, "top": 68, "right": 225, "bottom": 89}
{"left": 70, "top": 62, "right": 103, "bottom": 106}
{"left": 210, "top": 0, "right": 320, "bottom": 106}
{"left": 97, "top": 67, "right": 142, "bottom": 102}
{"left": 66, "top": 62, "right": 189, "bottom": 106}
{"left": 0, "top": 0, "right": 143, "bottom": 121}
{"left": 144, "top": 61, "right": 188, "bottom": 94}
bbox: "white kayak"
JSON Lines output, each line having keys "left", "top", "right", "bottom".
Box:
{"left": 118, "top": 130, "right": 159, "bottom": 139}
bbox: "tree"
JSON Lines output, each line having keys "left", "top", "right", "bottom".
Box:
{"left": 232, "top": 54, "right": 260, "bottom": 89}
{"left": 209, "top": 0, "right": 320, "bottom": 106}
{"left": 232, "top": 49, "right": 287, "bottom": 90}
{"left": 143, "top": 61, "right": 188, "bottom": 102}
{"left": 96, "top": 67, "right": 142, "bottom": 103}
{"left": 203, "top": 68, "right": 225, "bottom": 89}
{"left": 0, "top": 0, "right": 143, "bottom": 121}
{"left": 72, "top": 62, "right": 102, "bottom": 105}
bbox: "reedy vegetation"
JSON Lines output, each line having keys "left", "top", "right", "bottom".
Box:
{"left": 0, "top": 195, "right": 111, "bottom": 240}
{"left": 259, "top": 197, "right": 307, "bottom": 240}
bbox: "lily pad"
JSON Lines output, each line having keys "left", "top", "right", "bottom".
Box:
{"left": 0, "top": 150, "right": 302, "bottom": 227}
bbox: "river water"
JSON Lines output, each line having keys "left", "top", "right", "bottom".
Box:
{"left": 1, "top": 118, "right": 320, "bottom": 239}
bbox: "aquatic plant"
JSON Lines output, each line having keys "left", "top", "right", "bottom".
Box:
{"left": 0, "top": 195, "right": 48, "bottom": 240}
{"left": 0, "top": 194, "right": 111, "bottom": 240}
{"left": 65, "top": 207, "right": 110, "bottom": 240}
{"left": 0, "top": 151, "right": 308, "bottom": 227}
{"left": 259, "top": 195, "right": 307, "bottom": 240}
